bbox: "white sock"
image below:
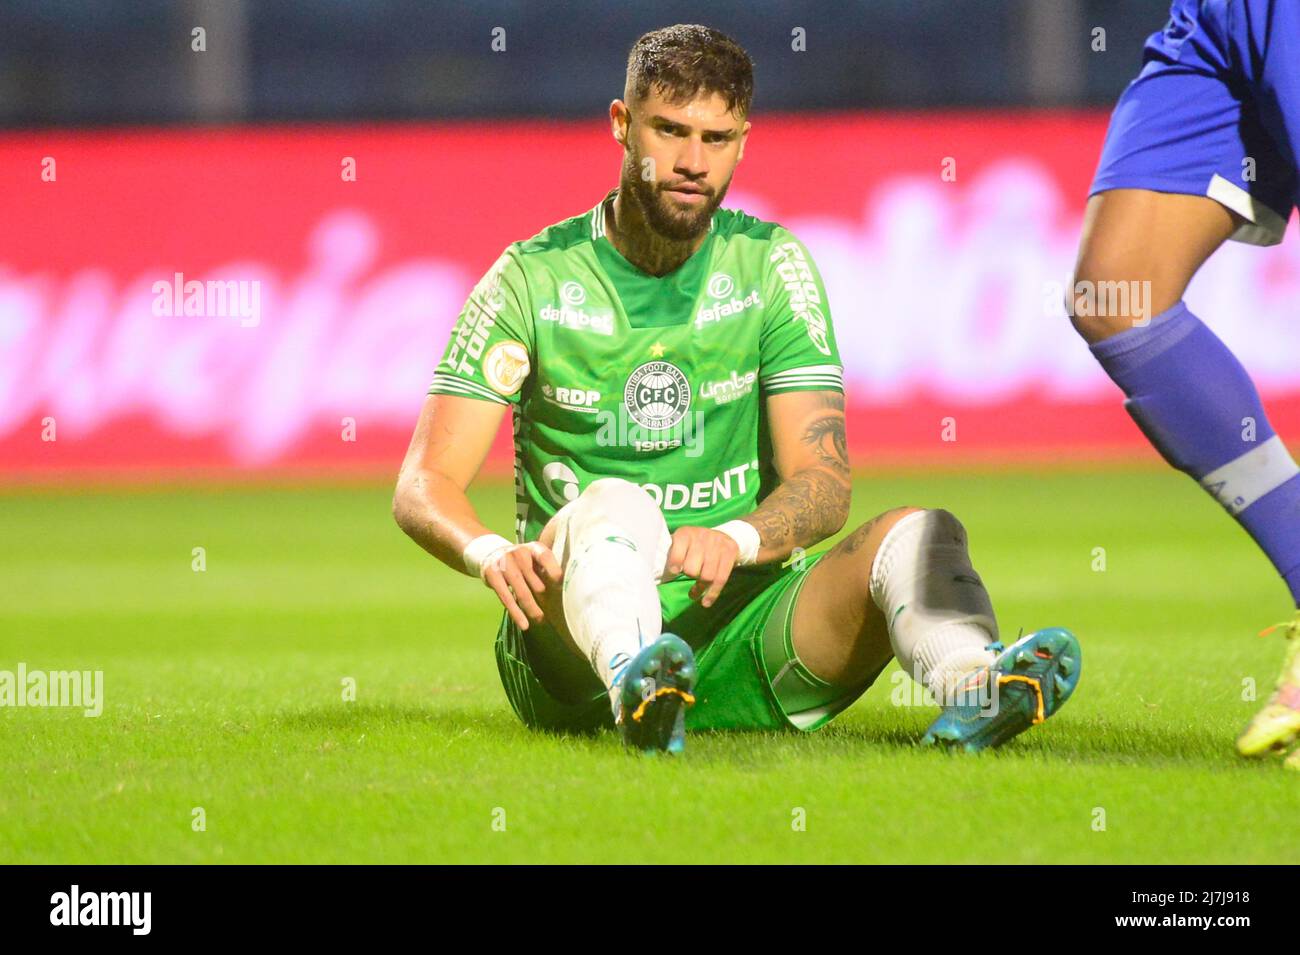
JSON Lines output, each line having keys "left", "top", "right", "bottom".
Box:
{"left": 551, "top": 479, "right": 670, "bottom": 716}
{"left": 563, "top": 533, "right": 663, "bottom": 715}
{"left": 869, "top": 509, "right": 999, "bottom": 702}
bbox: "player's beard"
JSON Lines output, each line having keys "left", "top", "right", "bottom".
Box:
{"left": 620, "top": 150, "right": 731, "bottom": 243}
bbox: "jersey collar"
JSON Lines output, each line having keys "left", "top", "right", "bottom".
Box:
{"left": 589, "top": 186, "right": 717, "bottom": 243}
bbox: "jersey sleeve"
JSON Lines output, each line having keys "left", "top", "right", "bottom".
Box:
{"left": 428, "top": 245, "right": 535, "bottom": 406}
{"left": 758, "top": 226, "right": 845, "bottom": 395}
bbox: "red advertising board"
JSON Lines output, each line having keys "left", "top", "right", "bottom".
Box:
{"left": 2, "top": 113, "right": 1297, "bottom": 480}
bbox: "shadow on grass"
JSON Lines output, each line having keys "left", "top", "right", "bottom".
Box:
{"left": 269, "top": 702, "right": 518, "bottom": 735}
{"left": 268, "top": 702, "right": 1259, "bottom": 770}
{"left": 816, "top": 713, "right": 1255, "bottom": 768}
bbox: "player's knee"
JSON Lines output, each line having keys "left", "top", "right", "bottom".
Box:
{"left": 836, "top": 506, "right": 924, "bottom": 570}
{"left": 581, "top": 476, "right": 649, "bottom": 508}
{"left": 1068, "top": 255, "right": 1185, "bottom": 345}
{"left": 576, "top": 478, "right": 662, "bottom": 526}
{"left": 877, "top": 506, "right": 927, "bottom": 537}
{"left": 880, "top": 505, "right": 925, "bottom": 531}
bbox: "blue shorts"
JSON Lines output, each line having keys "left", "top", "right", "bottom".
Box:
{"left": 1091, "top": 0, "right": 1300, "bottom": 245}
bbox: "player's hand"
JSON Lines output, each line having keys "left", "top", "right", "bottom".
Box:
{"left": 666, "top": 526, "right": 739, "bottom": 609}
{"left": 482, "top": 541, "right": 563, "bottom": 631}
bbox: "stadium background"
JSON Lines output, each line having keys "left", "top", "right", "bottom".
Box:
{"left": 5, "top": 0, "right": 1297, "bottom": 479}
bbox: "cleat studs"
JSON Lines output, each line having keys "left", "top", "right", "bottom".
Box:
{"left": 1054, "top": 673, "right": 1070, "bottom": 695}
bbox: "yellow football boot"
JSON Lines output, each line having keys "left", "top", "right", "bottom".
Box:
{"left": 1237, "top": 612, "right": 1300, "bottom": 758}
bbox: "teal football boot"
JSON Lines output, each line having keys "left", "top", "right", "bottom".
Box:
{"left": 615, "top": 633, "right": 697, "bottom": 755}
{"left": 922, "top": 627, "right": 1081, "bottom": 752}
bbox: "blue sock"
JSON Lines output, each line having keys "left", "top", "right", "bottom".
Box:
{"left": 1090, "top": 301, "right": 1300, "bottom": 607}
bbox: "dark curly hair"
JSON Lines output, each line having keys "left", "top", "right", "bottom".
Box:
{"left": 624, "top": 24, "right": 754, "bottom": 119}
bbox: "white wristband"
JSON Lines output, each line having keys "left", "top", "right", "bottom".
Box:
{"left": 463, "top": 533, "right": 514, "bottom": 580}
{"left": 712, "top": 519, "right": 760, "bottom": 566}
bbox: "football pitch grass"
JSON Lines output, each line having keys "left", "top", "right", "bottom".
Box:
{"left": 3, "top": 467, "right": 1300, "bottom": 865}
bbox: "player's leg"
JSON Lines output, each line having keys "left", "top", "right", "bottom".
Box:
{"left": 1070, "top": 188, "right": 1237, "bottom": 343}
{"left": 788, "top": 508, "right": 1080, "bottom": 748}
{"left": 1076, "top": 195, "right": 1300, "bottom": 759}
{"left": 1073, "top": 193, "right": 1300, "bottom": 611}
{"left": 1243, "top": 1, "right": 1300, "bottom": 768}
{"left": 1074, "top": 2, "right": 1300, "bottom": 756}
{"left": 538, "top": 477, "right": 697, "bottom": 752}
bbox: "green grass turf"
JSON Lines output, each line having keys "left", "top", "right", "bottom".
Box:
{"left": 2, "top": 468, "right": 1299, "bottom": 864}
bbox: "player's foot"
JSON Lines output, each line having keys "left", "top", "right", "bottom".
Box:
{"left": 615, "top": 633, "right": 697, "bottom": 755}
{"left": 1236, "top": 611, "right": 1300, "bottom": 758}
{"left": 921, "top": 627, "right": 1081, "bottom": 752}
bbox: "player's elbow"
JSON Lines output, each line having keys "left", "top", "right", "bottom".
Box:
{"left": 827, "top": 485, "right": 851, "bottom": 537}
{"left": 391, "top": 482, "right": 409, "bottom": 534}
{"left": 812, "top": 467, "right": 852, "bottom": 540}
{"left": 391, "top": 471, "right": 418, "bottom": 537}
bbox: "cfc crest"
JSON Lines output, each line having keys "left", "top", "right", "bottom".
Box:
{"left": 624, "top": 360, "right": 690, "bottom": 431}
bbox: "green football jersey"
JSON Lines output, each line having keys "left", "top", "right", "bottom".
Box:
{"left": 429, "top": 187, "right": 844, "bottom": 622}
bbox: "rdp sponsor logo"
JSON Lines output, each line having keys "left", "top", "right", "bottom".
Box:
{"left": 769, "top": 241, "right": 830, "bottom": 356}
{"left": 50, "top": 885, "right": 151, "bottom": 936}
{"left": 541, "top": 383, "right": 601, "bottom": 412}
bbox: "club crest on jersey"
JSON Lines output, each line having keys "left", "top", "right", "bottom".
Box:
{"left": 623, "top": 360, "right": 691, "bottom": 431}
{"left": 483, "top": 340, "right": 530, "bottom": 396}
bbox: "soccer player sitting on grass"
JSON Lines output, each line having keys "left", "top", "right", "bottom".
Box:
{"left": 393, "top": 24, "right": 1081, "bottom": 753}
{"left": 1071, "top": 0, "right": 1300, "bottom": 763}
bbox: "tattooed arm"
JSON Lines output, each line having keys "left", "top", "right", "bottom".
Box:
{"left": 742, "top": 390, "right": 851, "bottom": 564}
{"left": 643, "top": 390, "right": 852, "bottom": 608}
